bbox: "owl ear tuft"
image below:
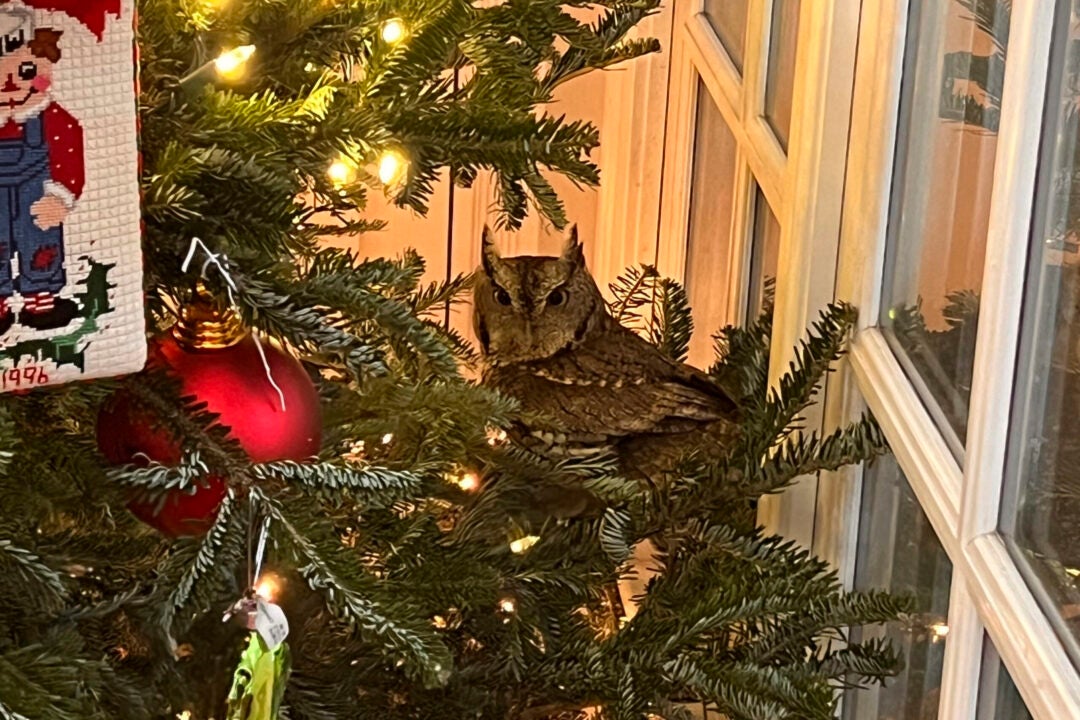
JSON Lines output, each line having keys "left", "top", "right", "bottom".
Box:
{"left": 481, "top": 226, "right": 503, "bottom": 276}
{"left": 560, "top": 225, "right": 585, "bottom": 269}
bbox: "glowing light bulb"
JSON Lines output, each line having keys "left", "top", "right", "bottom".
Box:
{"left": 378, "top": 150, "right": 407, "bottom": 185}
{"left": 214, "top": 45, "right": 256, "bottom": 78}
{"left": 381, "top": 432, "right": 394, "bottom": 445}
{"left": 457, "top": 471, "right": 480, "bottom": 492}
{"left": 254, "top": 573, "right": 282, "bottom": 602}
{"left": 328, "top": 157, "right": 354, "bottom": 187}
{"left": 498, "top": 597, "right": 517, "bottom": 614}
{"left": 509, "top": 535, "right": 540, "bottom": 554}
{"left": 381, "top": 18, "right": 407, "bottom": 44}
{"left": 930, "top": 622, "right": 950, "bottom": 641}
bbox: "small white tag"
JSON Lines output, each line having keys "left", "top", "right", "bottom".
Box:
{"left": 254, "top": 599, "right": 289, "bottom": 649}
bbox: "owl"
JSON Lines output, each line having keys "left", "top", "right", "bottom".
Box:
{"left": 474, "top": 226, "right": 741, "bottom": 483}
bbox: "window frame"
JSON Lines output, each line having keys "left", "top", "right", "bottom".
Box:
{"left": 651, "top": 0, "right": 859, "bottom": 545}
{"left": 597, "top": 0, "right": 1080, "bottom": 714}
{"left": 828, "top": 1, "right": 1080, "bottom": 717}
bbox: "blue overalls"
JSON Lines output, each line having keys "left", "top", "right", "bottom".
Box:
{"left": 0, "top": 113, "right": 65, "bottom": 299}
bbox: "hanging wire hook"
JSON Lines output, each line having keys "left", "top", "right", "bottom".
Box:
{"left": 180, "top": 238, "right": 287, "bottom": 412}
{"left": 181, "top": 237, "right": 237, "bottom": 305}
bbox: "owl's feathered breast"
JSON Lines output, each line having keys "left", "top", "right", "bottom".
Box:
{"left": 484, "top": 320, "right": 740, "bottom": 469}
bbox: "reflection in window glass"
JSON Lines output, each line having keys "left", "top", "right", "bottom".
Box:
{"left": 1004, "top": 0, "right": 1080, "bottom": 667}
{"left": 703, "top": 0, "right": 749, "bottom": 73}
{"left": 842, "top": 456, "right": 952, "bottom": 720}
{"left": 764, "top": 0, "right": 801, "bottom": 150}
{"left": 685, "top": 81, "right": 738, "bottom": 369}
{"left": 747, "top": 185, "right": 780, "bottom": 322}
{"left": 880, "top": 0, "right": 1009, "bottom": 450}
{"left": 976, "top": 638, "right": 1033, "bottom": 720}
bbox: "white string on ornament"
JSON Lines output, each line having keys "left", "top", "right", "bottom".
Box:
{"left": 252, "top": 514, "right": 271, "bottom": 586}
{"left": 252, "top": 335, "right": 288, "bottom": 412}
{"left": 181, "top": 236, "right": 237, "bottom": 305}
{"left": 181, "top": 237, "right": 288, "bottom": 412}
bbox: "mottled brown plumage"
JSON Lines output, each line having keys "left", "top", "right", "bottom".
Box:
{"left": 474, "top": 227, "right": 741, "bottom": 480}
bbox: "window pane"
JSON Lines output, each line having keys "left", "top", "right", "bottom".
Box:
{"left": 747, "top": 185, "right": 780, "bottom": 321}
{"left": 703, "top": 0, "right": 749, "bottom": 73}
{"left": 880, "top": 1, "right": 1009, "bottom": 450}
{"left": 977, "top": 637, "right": 1033, "bottom": 720}
{"left": 685, "top": 82, "right": 738, "bottom": 369}
{"left": 1003, "top": 0, "right": 1080, "bottom": 667}
{"left": 842, "top": 456, "right": 952, "bottom": 720}
{"left": 764, "top": 0, "right": 801, "bottom": 150}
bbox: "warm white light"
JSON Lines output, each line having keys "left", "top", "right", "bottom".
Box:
{"left": 930, "top": 622, "right": 950, "bottom": 641}
{"left": 509, "top": 535, "right": 540, "bottom": 554}
{"left": 486, "top": 427, "right": 508, "bottom": 446}
{"left": 214, "top": 45, "right": 256, "bottom": 77}
{"left": 457, "top": 471, "right": 480, "bottom": 492}
{"left": 328, "top": 157, "right": 354, "bottom": 187}
{"left": 378, "top": 150, "right": 407, "bottom": 185}
{"left": 381, "top": 18, "right": 407, "bottom": 44}
{"left": 381, "top": 432, "right": 394, "bottom": 445}
{"left": 254, "top": 573, "right": 282, "bottom": 602}
{"left": 498, "top": 597, "right": 517, "bottom": 614}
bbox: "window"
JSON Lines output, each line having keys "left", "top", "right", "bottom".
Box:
{"left": 747, "top": 184, "right": 780, "bottom": 321}
{"left": 880, "top": 0, "right": 1010, "bottom": 450}
{"left": 764, "top": 0, "right": 801, "bottom": 150}
{"left": 829, "top": 0, "right": 1080, "bottom": 716}
{"left": 703, "top": 0, "right": 749, "bottom": 73}
{"left": 1003, "top": 0, "right": 1080, "bottom": 667}
{"left": 631, "top": 0, "right": 1080, "bottom": 714}
{"left": 843, "top": 456, "right": 953, "bottom": 720}
{"left": 685, "top": 82, "right": 740, "bottom": 368}
{"left": 977, "top": 639, "right": 1033, "bottom": 720}
{"left": 659, "top": 0, "right": 818, "bottom": 374}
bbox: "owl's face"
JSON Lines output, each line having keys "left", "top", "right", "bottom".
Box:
{"left": 474, "top": 227, "right": 606, "bottom": 364}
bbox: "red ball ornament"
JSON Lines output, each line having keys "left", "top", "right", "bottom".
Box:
{"left": 98, "top": 286, "right": 322, "bottom": 537}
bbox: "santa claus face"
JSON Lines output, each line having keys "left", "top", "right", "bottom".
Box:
{"left": 0, "top": 45, "right": 52, "bottom": 120}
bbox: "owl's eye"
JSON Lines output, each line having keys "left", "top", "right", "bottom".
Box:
{"left": 547, "top": 289, "right": 566, "bottom": 307}
{"left": 494, "top": 288, "right": 512, "bottom": 306}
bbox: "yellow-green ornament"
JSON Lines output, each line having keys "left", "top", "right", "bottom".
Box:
{"left": 226, "top": 632, "right": 291, "bottom": 720}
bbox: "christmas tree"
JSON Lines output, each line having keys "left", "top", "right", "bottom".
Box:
{"left": 0, "top": 1, "right": 908, "bottom": 719}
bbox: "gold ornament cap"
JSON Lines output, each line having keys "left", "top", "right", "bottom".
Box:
{"left": 172, "top": 281, "right": 247, "bottom": 350}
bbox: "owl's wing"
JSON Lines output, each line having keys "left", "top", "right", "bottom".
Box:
{"left": 486, "top": 326, "right": 739, "bottom": 442}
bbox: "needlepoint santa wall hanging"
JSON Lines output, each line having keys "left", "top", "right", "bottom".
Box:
{"left": 0, "top": 0, "right": 142, "bottom": 392}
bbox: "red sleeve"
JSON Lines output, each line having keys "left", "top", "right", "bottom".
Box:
{"left": 42, "top": 103, "right": 85, "bottom": 200}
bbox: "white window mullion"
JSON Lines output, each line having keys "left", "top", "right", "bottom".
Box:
{"left": 958, "top": 2, "right": 1080, "bottom": 716}
{"left": 725, "top": 157, "right": 757, "bottom": 326}
{"left": 967, "top": 534, "right": 1080, "bottom": 719}
{"left": 685, "top": 15, "right": 787, "bottom": 208}
{"left": 655, "top": 19, "right": 704, "bottom": 282}
{"left": 830, "top": 0, "right": 906, "bottom": 326}
{"left": 686, "top": 14, "right": 743, "bottom": 127}
{"left": 849, "top": 331, "right": 964, "bottom": 552}
{"left": 815, "top": 0, "right": 908, "bottom": 578}
{"left": 938, "top": 578, "right": 985, "bottom": 719}
{"left": 959, "top": 0, "right": 1054, "bottom": 544}
{"left": 757, "top": 0, "right": 860, "bottom": 545}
